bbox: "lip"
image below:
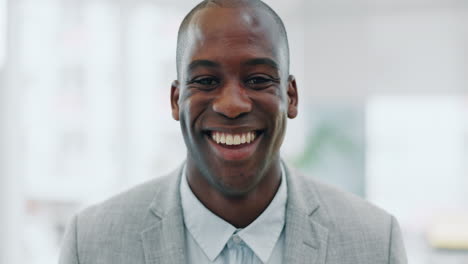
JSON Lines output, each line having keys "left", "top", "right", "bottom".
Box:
{"left": 205, "top": 130, "right": 263, "bottom": 161}
{"left": 202, "top": 126, "right": 262, "bottom": 134}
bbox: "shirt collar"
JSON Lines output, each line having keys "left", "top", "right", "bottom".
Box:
{"left": 180, "top": 165, "right": 287, "bottom": 263}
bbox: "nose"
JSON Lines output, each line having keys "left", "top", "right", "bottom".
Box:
{"left": 212, "top": 81, "right": 252, "bottom": 119}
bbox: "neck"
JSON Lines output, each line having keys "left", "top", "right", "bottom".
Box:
{"left": 186, "top": 160, "right": 282, "bottom": 228}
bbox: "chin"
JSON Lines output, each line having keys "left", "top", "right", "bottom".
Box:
{"left": 209, "top": 169, "right": 263, "bottom": 197}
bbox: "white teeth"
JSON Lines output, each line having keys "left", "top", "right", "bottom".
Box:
{"left": 211, "top": 131, "right": 257, "bottom": 146}
{"left": 234, "top": 135, "right": 240, "bottom": 145}
{"left": 226, "top": 134, "right": 233, "bottom": 145}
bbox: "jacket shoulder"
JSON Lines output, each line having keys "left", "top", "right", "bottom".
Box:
{"left": 80, "top": 174, "right": 172, "bottom": 220}
{"left": 290, "top": 169, "right": 391, "bottom": 221}
{"left": 309, "top": 175, "right": 391, "bottom": 223}
{"left": 74, "top": 171, "right": 179, "bottom": 246}
{"left": 67, "top": 172, "right": 179, "bottom": 263}
{"left": 291, "top": 170, "right": 397, "bottom": 262}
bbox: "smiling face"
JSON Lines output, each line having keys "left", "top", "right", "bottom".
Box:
{"left": 171, "top": 5, "right": 298, "bottom": 197}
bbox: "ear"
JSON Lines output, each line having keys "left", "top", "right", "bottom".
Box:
{"left": 287, "top": 75, "right": 298, "bottom": 119}
{"left": 170, "top": 80, "right": 180, "bottom": 121}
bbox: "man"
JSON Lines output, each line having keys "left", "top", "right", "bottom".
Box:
{"left": 59, "top": 0, "right": 407, "bottom": 263}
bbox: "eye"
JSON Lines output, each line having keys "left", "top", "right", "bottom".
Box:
{"left": 246, "top": 77, "right": 270, "bottom": 84}
{"left": 245, "top": 76, "right": 278, "bottom": 89}
{"left": 187, "top": 76, "right": 220, "bottom": 90}
{"left": 195, "top": 77, "right": 219, "bottom": 86}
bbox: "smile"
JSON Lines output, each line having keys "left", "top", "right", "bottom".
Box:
{"left": 205, "top": 130, "right": 262, "bottom": 161}
{"left": 210, "top": 131, "right": 256, "bottom": 145}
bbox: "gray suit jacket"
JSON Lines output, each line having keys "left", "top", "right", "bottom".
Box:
{"left": 59, "top": 163, "right": 407, "bottom": 264}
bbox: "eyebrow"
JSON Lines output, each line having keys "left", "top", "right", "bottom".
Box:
{"left": 186, "top": 57, "right": 280, "bottom": 74}
{"left": 187, "top": 60, "right": 220, "bottom": 73}
{"left": 243, "top": 58, "right": 279, "bottom": 70}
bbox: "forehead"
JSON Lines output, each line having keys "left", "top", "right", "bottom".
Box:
{"left": 181, "top": 6, "right": 285, "bottom": 70}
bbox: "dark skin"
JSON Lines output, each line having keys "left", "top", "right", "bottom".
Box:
{"left": 171, "top": 5, "right": 298, "bottom": 228}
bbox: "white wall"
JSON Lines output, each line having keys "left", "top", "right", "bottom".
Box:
{"left": 367, "top": 96, "right": 466, "bottom": 226}
{"left": 1, "top": 1, "right": 23, "bottom": 263}
{"left": 302, "top": 0, "right": 467, "bottom": 98}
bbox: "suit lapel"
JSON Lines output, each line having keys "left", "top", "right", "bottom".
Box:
{"left": 283, "top": 163, "right": 329, "bottom": 264}
{"left": 140, "top": 166, "right": 186, "bottom": 264}
{"left": 138, "top": 162, "right": 330, "bottom": 264}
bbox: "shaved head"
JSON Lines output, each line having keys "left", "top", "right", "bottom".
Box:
{"left": 170, "top": 0, "right": 299, "bottom": 205}
{"left": 176, "top": 0, "right": 290, "bottom": 78}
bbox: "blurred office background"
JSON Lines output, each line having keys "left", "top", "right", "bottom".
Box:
{"left": 0, "top": 0, "right": 467, "bottom": 263}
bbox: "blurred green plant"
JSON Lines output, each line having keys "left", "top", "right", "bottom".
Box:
{"left": 289, "top": 107, "right": 366, "bottom": 196}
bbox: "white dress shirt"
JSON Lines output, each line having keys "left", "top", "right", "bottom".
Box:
{"left": 180, "top": 166, "right": 287, "bottom": 264}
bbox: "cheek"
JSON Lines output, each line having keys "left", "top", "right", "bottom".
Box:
{"left": 269, "top": 97, "right": 288, "bottom": 133}
{"left": 179, "top": 98, "right": 206, "bottom": 154}
{"left": 254, "top": 95, "right": 287, "bottom": 136}
{"left": 180, "top": 93, "right": 211, "bottom": 132}
{"left": 256, "top": 93, "right": 287, "bottom": 118}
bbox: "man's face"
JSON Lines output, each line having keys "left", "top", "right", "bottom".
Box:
{"left": 171, "top": 6, "right": 298, "bottom": 196}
